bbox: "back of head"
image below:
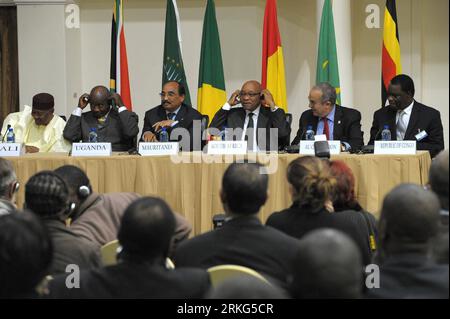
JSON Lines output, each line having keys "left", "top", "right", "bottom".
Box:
{"left": 0, "top": 158, "right": 17, "bottom": 200}
{"left": 222, "top": 162, "right": 268, "bottom": 216}
{"left": 390, "top": 74, "right": 415, "bottom": 97}
{"left": 329, "top": 160, "right": 360, "bottom": 211}
{"left": 429, "top": 150, "right": 449, "bottom": 211}
{"left": 0, "top": 211, "right": 52, "bottom": 298}
{"left": 25, "top": 171, "right": 70, "bottom": 218}
{"left": 287, "top": 156, "right": 336, "bottom": 212}
{"left": 207, "top": 276, "right": 287, "bottom": 299}
{"left": 118, "top": 197, "right": 175, "bottom": 262}
{"left": 380, "top": 184, "right": 440, "bottom": 246}
{"left": 290, "top": 229, "right": 363, "bottom": 299}
{"left": 54, "top": 165, "right": 92, "bottom": 200}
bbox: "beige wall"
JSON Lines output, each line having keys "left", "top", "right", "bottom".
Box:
{"left": 14, "top": 0, "right": 448, "bottom": 147}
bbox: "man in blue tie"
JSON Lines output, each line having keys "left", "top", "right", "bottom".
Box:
{"left": 140, "top": 81, "right": 203, "bottom": 151}
{"left": 291, "top": 83, "right": 364, "bottom": 152}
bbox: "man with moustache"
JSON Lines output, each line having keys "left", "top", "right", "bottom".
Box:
{"left": 291, "top": 82, "right": 364, "bottom": 152}
{"left": 140, "top": 81, "right": 203, "bottom": 151}
{"left": 63, "top": 86, "right": 139, "bottom": 152}
{"left": 1, "top": 93, "right": 71, "bottom": 153}
{"left": 209, "top": 80, "right": 290, "bottom": 151}
{"left": 369, "top": 74, "right": 444, "bottom": 157}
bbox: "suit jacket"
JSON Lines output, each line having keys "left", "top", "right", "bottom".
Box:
{"left": 292, "top": 105, "right": 364, "bottom": 151}
{"left": 366, "top": 254, "right": 449, "bottom": 299}
{"left": 44, "top": 219, "right": 102, "bottom": 276}
{"left": 209, "top": 106, "right": 291, "bottom": 151}
{"left": 266, "top": 204, "right": 375, "bottom": 266}
{"left": 369, "top": 102, "right": 444, "bottom": 157}
{"left": 48, "top": 262, "right": 210, "bottom": 299}
{"left": 70, "top": 192, "right": 192, "bottom": 251}
{"left": 141, "top": 104, "right": 203, "bottom": 151}
{"left": 63, "top": 108, "right": 139, "bottom": 152}
{"left": 174, "top": 216, "right": 299, "bottom": 288}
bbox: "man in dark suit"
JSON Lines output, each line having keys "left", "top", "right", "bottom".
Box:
{"left": 174, "top": 162, "right": 300, "bottom": 289}
{"left": 368, "top": 74, "right": 444, "bottom": 157}
{"left": 292, "top": 82, "right": 364, "bottom": 151}
{"left": 141, "top": 81, "right": 203, "bottom": 151}
{"left": 48, "top": 197, "right": 210, "bottom": 299}
{"left": 209, "top": 81, "right": 290, "bottom": 151}
{"left": 63, "top": 86, "right": 139, "bottom": 152}
{"left": 367, "top": 184, "right": 449, "bottom": 299}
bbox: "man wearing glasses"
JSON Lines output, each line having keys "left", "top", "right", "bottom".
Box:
{"left": 1, "top": 93, "right": 71, "bottom": 153}
{"left": 209, "top": 80, "right": 290, "bottom": 151}
{"left": 140, "top": 81, "right": 203, "bottom": 151}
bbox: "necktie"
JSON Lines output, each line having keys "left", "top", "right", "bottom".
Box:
{"left": 396, "top": 110, "right": 407, "bottom": 140}
{"left": 247, "top": 113, "right": 255, "bottom": 151}
{"left": 322, "top": 117, "right": 330, "bottom": 140}
{"left": 167, "top": 113, "right": 176, "bottom": 121}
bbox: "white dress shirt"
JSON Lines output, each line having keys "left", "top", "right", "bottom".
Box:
{"left": 396, "top": 101, "right": 414, "bottom": 140}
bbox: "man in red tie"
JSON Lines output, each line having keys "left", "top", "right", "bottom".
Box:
{"left": 292, "top": 82, "right": 364, "bottom": 152}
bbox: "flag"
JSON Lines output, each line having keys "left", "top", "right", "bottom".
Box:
{"left": 382, "top": 0, "right": 402, "bottom": 106}
{"left": 261, "top": 0, "right": 287, "bottom": 111}
{"left": 110, "top": 0, "right": 132, "bottom": 110}
{"left": 198, "top": 0, "right": 226, "bottom": 122}
{"left": 316, "top": 0, "right": 341, "bottom": 104}
{"left": 162, "top": 0, "right": 191, "bottom": 106}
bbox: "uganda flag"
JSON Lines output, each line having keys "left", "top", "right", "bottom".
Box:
{"left": 261, "top": 0, "right": 287, "bottom": 111}
{"left": 110, "top": 0, "right": 132, "bottom": 110}
{"left": 382, "top": 0, "right": 402, "bottom": 106}
{"left": 162, "top": 0, "right": 191, "bottom": 106}
{"left": 198, "top": 0, "right": 226, "bottom": 123}
{"left": 316, "top": 0, "right": 340, "bottom": 104}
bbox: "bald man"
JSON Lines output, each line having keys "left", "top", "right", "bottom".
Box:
{"left": 209, "top": 81, "right": 290, "bottom": 151}
{"left": 63, "top": 86, "right": 139, "bottom": 152}
{"left": 1, "top": 93, "right": 71, "bottom": 153}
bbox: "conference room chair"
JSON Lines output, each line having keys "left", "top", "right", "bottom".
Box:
{"left": 207, "top": 264, "right": 270, "bottom": 287}
{"left": 100, "top": 239, "right": 175, "bottom": 269}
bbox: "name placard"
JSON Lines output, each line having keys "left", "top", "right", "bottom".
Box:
{"left": 0, "top": 143, "right": 23, "bottom": 157}
{"left": 374, "top": 141, "right": 416, "bottom": 155}
{"left": 299, "top": 141, "right": 341, "bottom": 155}
{"left": 207, "top": 141, "right": 248, "bottom": 155}
{"left": 139, "top": 142, "right": 179, "bottom": 156}
{"left": 71, "top": 143, "right": 112, "bottom": 157}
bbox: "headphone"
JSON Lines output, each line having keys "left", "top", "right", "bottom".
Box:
{"left": 78, "top": 185, "right": 91, "bottom": 199}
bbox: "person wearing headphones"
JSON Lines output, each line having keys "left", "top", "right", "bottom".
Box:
{"left": 54, "top": 165, "right": 192, "bottom": 251}
{"left": 24, "top": 171, "right": 101, "bottom": 275}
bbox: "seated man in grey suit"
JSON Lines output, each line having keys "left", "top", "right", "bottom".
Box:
{"left": 209, "top": 81, "right": 290, "bottom": 151}
{"left": 63, "top": 86, "right": 139, "bottom": 152}
{"left": 291, "top": 82, "right": 364, "bottom": 152}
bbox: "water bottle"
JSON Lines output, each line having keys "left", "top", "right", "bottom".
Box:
{"left": 305, "top": 125, "right": 315, "bottom": 141}
{"left": 381, "top": 125, "right": 391, "bottom": 141}
{"left": 6, "top": 128, "right": 15, "bottom": 143}
{"left": 220, "top": 126, "right": 229, "bottom": 141}
{"left": 159, "top": 127, "right": 169, "bottom": 142}
{"left": 88, "top": 128, "right": 98, "bottom": 143}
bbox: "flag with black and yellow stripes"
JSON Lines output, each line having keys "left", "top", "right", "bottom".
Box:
{"left": 381, "top": 0, "right": 402, "bottom": 107}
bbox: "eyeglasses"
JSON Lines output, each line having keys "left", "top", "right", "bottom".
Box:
{"left": 159, "top": 92, "right": 178, "bottom": 98}
{"left": 239, "top": 92, "right": 261, "bottom": 98}
{"left": 31, "top": 109, "right": 52, "bottom": 118}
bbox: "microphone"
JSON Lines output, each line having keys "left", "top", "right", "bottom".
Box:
{"left": 2, "top": 124, "right": 11, "bottom": 142}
